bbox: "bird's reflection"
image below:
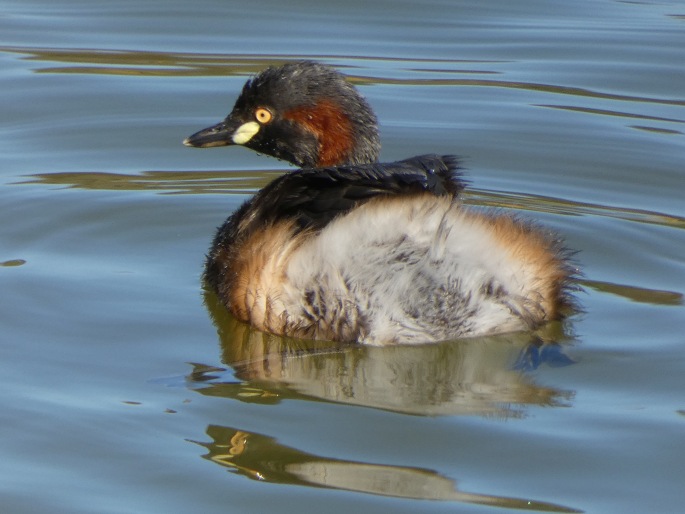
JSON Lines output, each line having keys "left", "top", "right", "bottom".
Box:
{"left": 191, "top": 424, "right": 581, "bottom": 512}
{"left": 194, "top": 289, "right": 576, "bottom": 417}
{"left": 187, "top": 289, "right": 580, "bottom": 511}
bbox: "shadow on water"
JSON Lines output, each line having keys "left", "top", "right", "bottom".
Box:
{"left": 184, "top": 289, "right": 582, "bottom": 511}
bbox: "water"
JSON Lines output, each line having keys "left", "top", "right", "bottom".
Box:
{"left": 2, "top": 1, "right": 684, "bottom": 513}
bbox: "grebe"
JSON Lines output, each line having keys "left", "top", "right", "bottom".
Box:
{"left": 184, "top": 61, "right": 576, "bottom": 345}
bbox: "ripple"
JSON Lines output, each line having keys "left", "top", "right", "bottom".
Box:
{"left": 630, "top": 125, "right": 683, "bottom": 135}
{"left": 2, "top": 46, "right": 684, "bottom": 108}
{"left": 535, "top": 104, "right": 685, "bottom": 124}
{"left": 19, "top": 169, "right": 685, "bottom": 232}
{"left": 464, "top": 189, "right": 685, "bottom": 230}
{"left": 582, "top": 279, "right": 683, "bottom": 306}
{"left": 1, "top": 258, "right": 27, "bottom": 267}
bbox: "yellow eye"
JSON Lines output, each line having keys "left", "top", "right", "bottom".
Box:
{"left": 255, "top": 108, "right": 273, "bottom": 124}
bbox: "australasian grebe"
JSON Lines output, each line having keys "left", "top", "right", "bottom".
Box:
{"left": 184, "top": 60, "right": 576, "bottom": 345}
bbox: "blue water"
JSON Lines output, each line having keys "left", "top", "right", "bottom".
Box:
{"left": 1, "top": 1, "right": 684, "bottom": 513}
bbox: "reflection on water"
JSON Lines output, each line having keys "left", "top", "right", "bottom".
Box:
{"left": 191, "top": 424, "right": 582, "bottom": 512}
{"left": 583, "top": 279, "right": 683, "bottom": 306}
{"left": 187, "top": 291, "right": 582, "bottom": 510}
{"left": 5, "top": 46, "right": 684, "bottom": 112}
{"left": 19, "top": 169, "right": 284, "bottom": 195}
{"left": 192, "top": 290, "right": 576, "bottom": 418}
{"left": 0, "top": 46, "right": 281, "bottom": 78}
{"left": 1, "top": 259, "right": 27, "bottom": 267}
{"left": 22, "top": 168, "right": 685, "bottom": 231}
{"left": 535, "top": 104, "right": 685, "bottom": 125}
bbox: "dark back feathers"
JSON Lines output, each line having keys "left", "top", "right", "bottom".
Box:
{"left": 241, "top": 154, "right": 465, "bottom": 234}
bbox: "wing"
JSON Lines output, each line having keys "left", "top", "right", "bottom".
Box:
{"left": 250, "top": 154, "right": 466, "bottom": 231}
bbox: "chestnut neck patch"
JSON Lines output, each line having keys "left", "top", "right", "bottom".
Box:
{"left": 284, "top": 99, "right": 355, "bottom": 167}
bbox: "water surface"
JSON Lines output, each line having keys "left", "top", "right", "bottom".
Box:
{"left": 1, "top": 1, "right": 684, "bottom": 513}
